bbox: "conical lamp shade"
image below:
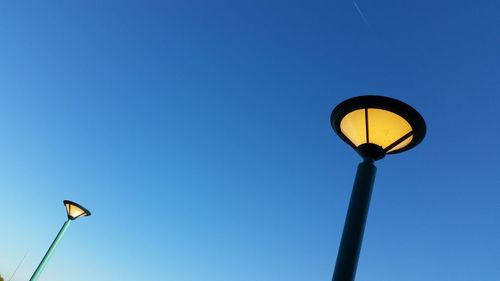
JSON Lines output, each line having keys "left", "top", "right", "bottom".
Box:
{"left": 331, "top": 95, "right": 426, "bottom": 159}
{"left": 64, "top": 200, "right": 91, "bottom": 220}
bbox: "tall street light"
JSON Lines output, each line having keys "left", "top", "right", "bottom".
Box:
{"left": 330, "top": 95, "right": 426, "bottom": 281}
{"left": 29, "top": 200, "right": 91, "bottom": 281}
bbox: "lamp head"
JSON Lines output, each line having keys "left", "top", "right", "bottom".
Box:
{"left": 331, "top": 95, "right": 426, "bottom": 160}
{"left": 64, "top": 200, "right": 91, "bottom": 220}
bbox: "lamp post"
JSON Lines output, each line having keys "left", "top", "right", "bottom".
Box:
{"left": 330, "top": 95, "right": 426, "bottom": 281}
{"left": 29, "top": 200, "right": 91, "bottom": 281}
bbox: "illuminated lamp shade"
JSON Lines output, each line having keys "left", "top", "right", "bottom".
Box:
{"left": 331, "top": 95, "right": 426, "bottom": 160}
{"left": 64, "top": 200, "right": 91, "bottom": 220}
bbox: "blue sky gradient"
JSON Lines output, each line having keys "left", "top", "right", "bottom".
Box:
{"left": 1, "top": 1, "right": 500, "bottom": 280}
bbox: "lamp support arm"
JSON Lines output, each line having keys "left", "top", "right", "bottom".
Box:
{"left": 332, "top": 158, "right": 376, "bottom": 281}
{"left": 29, "top": 219, "right": 72, "bottom": 281}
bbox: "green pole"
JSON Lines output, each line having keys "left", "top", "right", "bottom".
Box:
{"left": 29, "top": 219, "right": 72, "bottom": 281}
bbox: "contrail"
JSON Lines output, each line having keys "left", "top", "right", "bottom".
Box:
{"left": 8, "top": 250, "right": 29, "bottom": 281}
{"left": 353, "top": 0, "right": 371, "bottom": 28}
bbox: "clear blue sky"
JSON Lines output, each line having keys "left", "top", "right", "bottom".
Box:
{"left": 1, "top": 1, "right": 499, "bottom": 280}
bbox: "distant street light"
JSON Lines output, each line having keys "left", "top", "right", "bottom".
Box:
{"left": 330, "top": 95, "right": 426, "bottom": 281}
{"left": 29, "top": 200, "right": 91, "bottom": 281}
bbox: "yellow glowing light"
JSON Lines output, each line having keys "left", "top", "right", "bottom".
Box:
{"left": 331, "top": 95, "right": 426, "bottom": 159}
{"left": 339, "top": 108, "right": 413, "bottom": 151}
{"left": 367, "top": 108, "right": 412, "bottom": 149}
{"left": 340, "top": 109, "right": 366, "bottom": 147}
{"left": 387, "top": 135, "right": 413, "bottom": 152}
{"left": 65, "top": 201, "right": 90, "bottom": 220}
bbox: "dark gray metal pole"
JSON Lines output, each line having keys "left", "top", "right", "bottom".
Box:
{"left": 332, "top": 158, "right": 377, "bottom": 281}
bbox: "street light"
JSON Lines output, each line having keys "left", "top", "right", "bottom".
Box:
{"left": 29, "top": 200, "right": 91, "bottom": 281}
{"left": 330, "top": 95, "right": 426, "bottom": 281}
